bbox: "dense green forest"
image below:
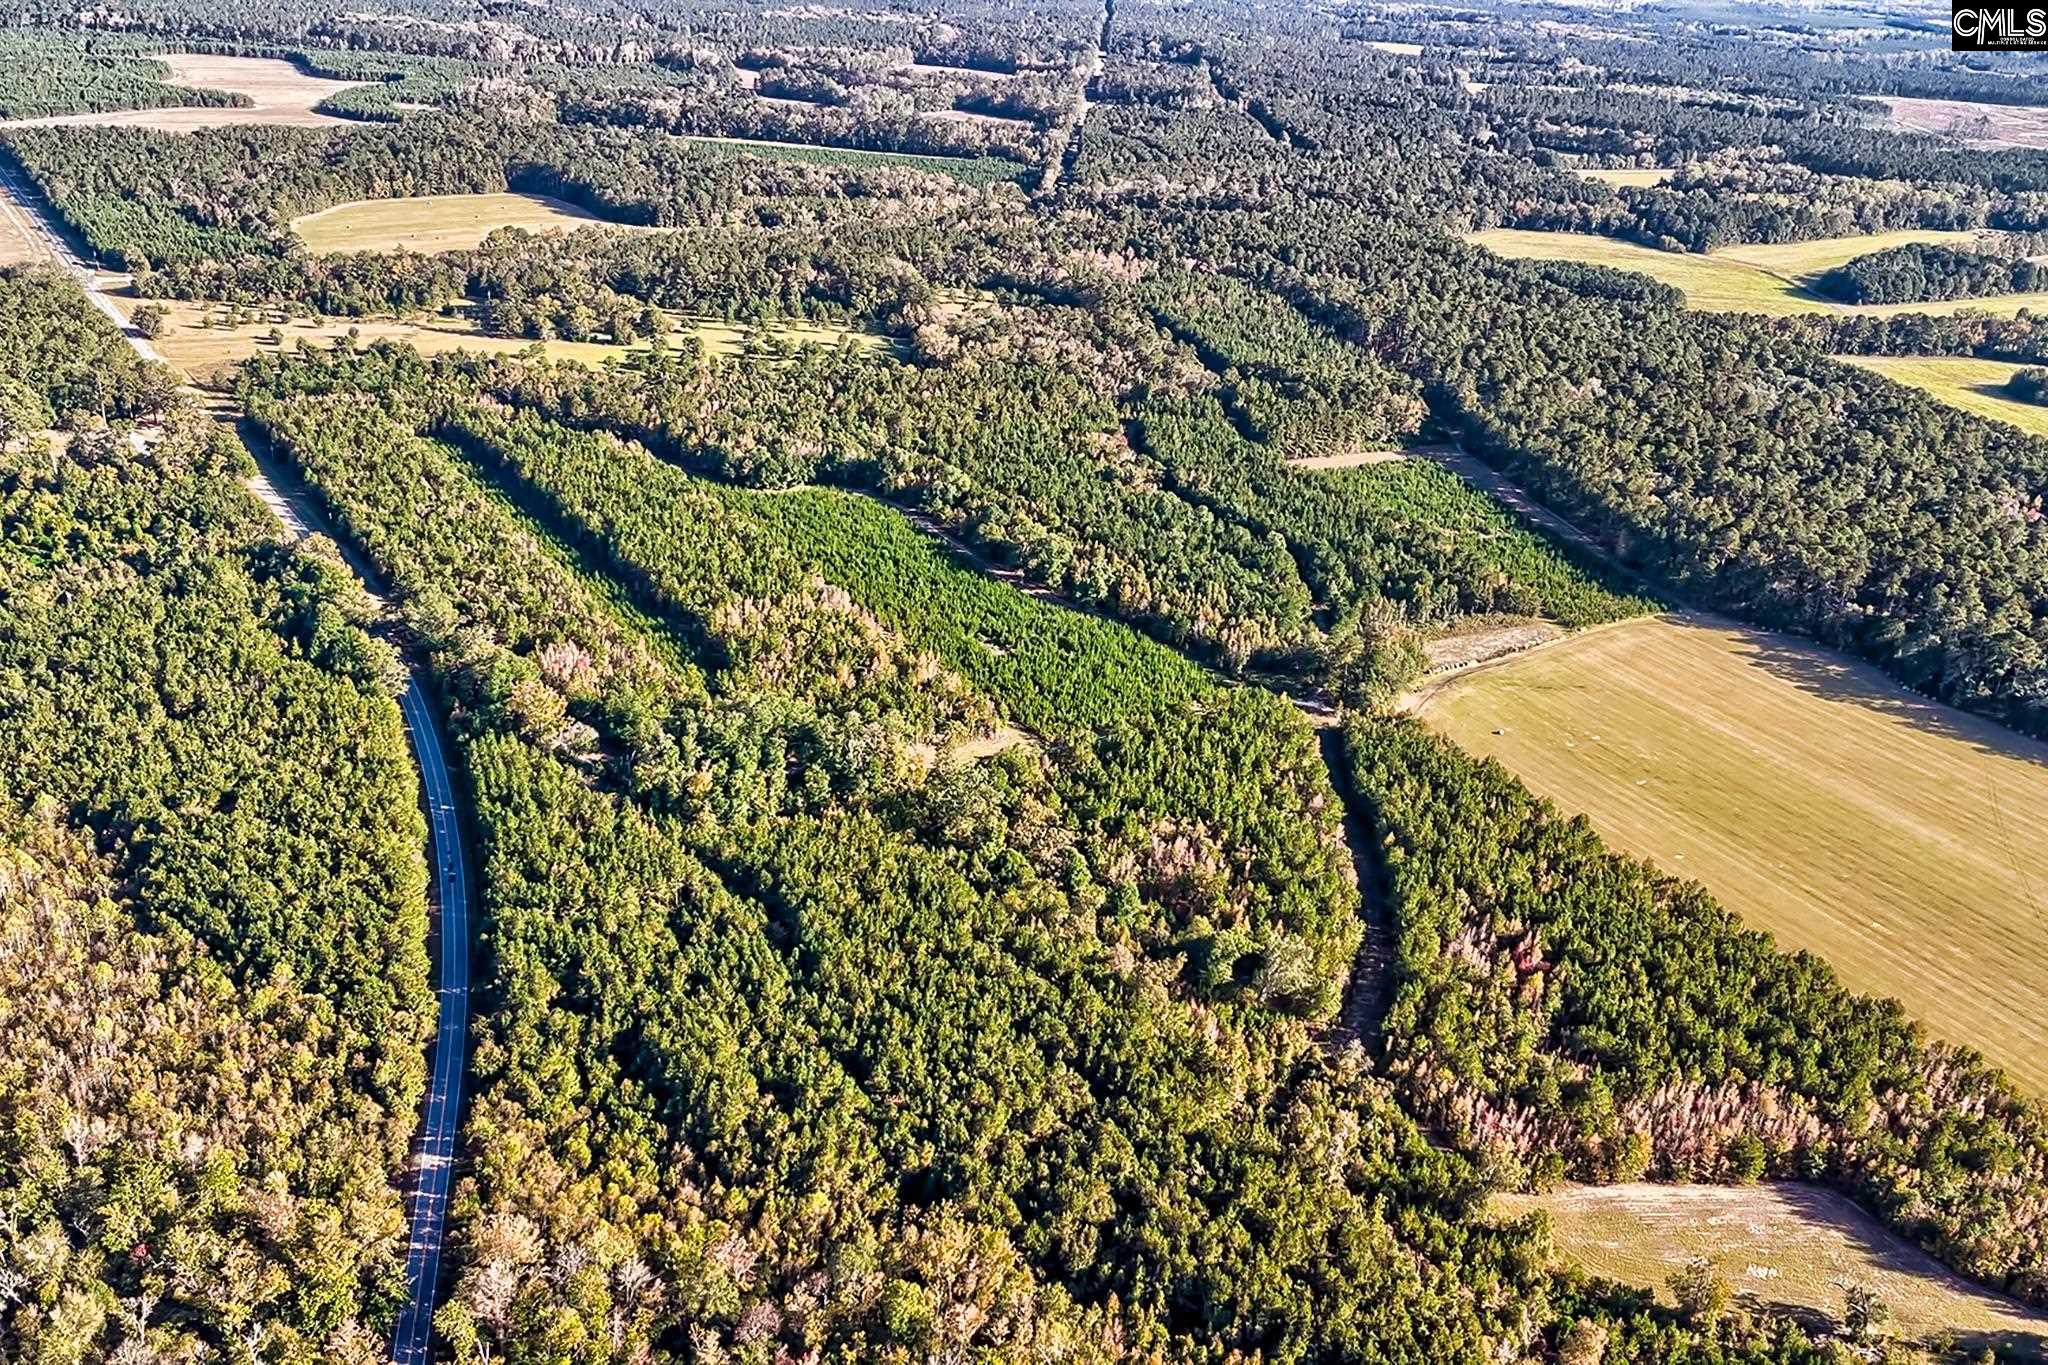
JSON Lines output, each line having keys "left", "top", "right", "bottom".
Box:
{"left": 0, "top": 269, "right": 429, "bottom": 1359}
{"left": 9, "top": 0, "right": 2048, "bottom": 1359}
{"left": 11, "top": 30, "right": 2044, "bottom": 738}
{"left": 1818, "top": 240, "right": 2048, "bottom": 305}
{"left": 224, "top": 341, "right": 1887, "bottom": 1362}
{"left": 0, "top": 32, "right": 246, "bottom": 119}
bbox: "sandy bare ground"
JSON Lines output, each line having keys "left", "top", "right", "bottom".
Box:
{"left": 1285, "top": 448, "right": 1411, "bottom": 469}
{"left": 1, "top": 54, "right": 361, "bottom": 131}
{"left": 1418, "top": 611, "right": 2048, "bottom": 1096}
{"left": 1882, "top": 95, "right": 2048, "bottom": 150}
{"left": 0, "top": 174, "right": 50, "bottom": 265}
{"left": 1421, "top": 618, "right": 1565, "bottom": 673}
{"left": 933, "top": 107, "right": 1036, "bottom": 127}
{"left": 1497, "top": 1183, "right": 2048, "bottom": 1356}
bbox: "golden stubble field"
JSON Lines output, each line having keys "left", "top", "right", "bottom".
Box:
{"left": 1572, "top": 166, "right": 1674, "bottom": 188}
{"left": 1840, "top": 355, "right": 2048, "bottom": 439}
{"left": 1469, "top": 227, "right": 2048, "bottom": 318}
{"left": 1496, "top": 1184, "right": 2048, "bottom": 1357}
{"left": 291, "top": 193, "right": 645, "bottom": 255}
{"left": 1413, "top": 613, "right": 2048, "bottom": 1095}
{"left": 2, "top": 54, "right": 361, "bottom": 131}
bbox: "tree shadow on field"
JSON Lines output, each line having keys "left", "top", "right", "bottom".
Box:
{"left": 1757, "top": 1185, "right": 2048, "bottom": 1361}
{"left": 1706, "top": 614, "right": 2048, "bottom": 773}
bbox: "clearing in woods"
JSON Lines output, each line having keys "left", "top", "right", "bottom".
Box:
{"left": 1469, "top": 227, "right": 2048, "bottom": 317}
{"left": 1840, "top": 354, "right": 2048, "bottom": 439}
{"left": 1881, "top": 95, "right": 2048, "bottom": 150}
{"left": 1495, "top": 1184, "right": 2048, "bottom": 1358}
{"left": 0, "top": 176, "right": 47, "bottom": 264}
{"left": 1283, "top": 448, "right": 1412, "bottom": 469}
{"left": 290, "top": 192, "right": 643, "bottom": 254}
{"left": 115, "top": 296, "right": 885, "bottom": 383}
{"left": 1412, "top": 612, "right": 2048, "bottom": 1096}
{"left": 1, "top": 54, "right": 360, "bottom": 130}
{"left": 1573, "top": 166, "right": 1675, "bottom": 187}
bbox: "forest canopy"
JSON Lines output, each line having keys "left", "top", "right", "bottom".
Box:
{"left": 5, "top": 0, "right": 2048, "bottom": 1360}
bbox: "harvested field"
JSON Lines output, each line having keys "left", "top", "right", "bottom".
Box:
{"left": 1840, "top": 354, "right": 2048, "bottom": 439}
{"left": 1414, "top": 612, "right": 2048, "bottom": 1094}
{"left": 2, "top": 54, "right": 360, "bottom": 130}
{"left": 291, "top": 193, "right": 626, "bottom": 255}
{"left": 1715, "top": 230, "right": 1984, "bottom": 281}
{"left": 1467, "top": 228, "right": 2048, "bottom": 317}
{"left": 1471, "top": 229, "right": 1832, "bottom": 313}
{"left": 1496, "top": 1183, "right": 2048, "bottom": 1357}
{"left": 1882, "top": 94, "right": 2048, "bottom": 150}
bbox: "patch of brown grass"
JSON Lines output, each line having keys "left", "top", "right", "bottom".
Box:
{"left": 1497, "top": 1183, "right": 2048, "bottom": 1357}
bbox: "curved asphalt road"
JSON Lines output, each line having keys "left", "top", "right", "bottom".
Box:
{"left": 0, "top": 153, "right": 474, "bottom": 1362}
{"left": 390, "top": 681, "right": 471, "bottom": 1365}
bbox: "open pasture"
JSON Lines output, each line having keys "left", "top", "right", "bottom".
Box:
{"left": 1840, "top": 355, "right": 2048, "bottom": 439}
{"left": 291, "top": 192, "right": 628, "bottom": 255}
{"left": 1468, "top": 227, "right": 2048, "bottom": 317}
{"left": 1714, "top": 229, "right": 1984, "bottom": 280}
{"left": 1, "top": 53, "right": 360, "bottom": 130}
{"left": 1496, "top": 1183, "right": 2048, "bottom": 1357}
{"left": 1414, "top": 612, "right": 2048, "bottom": 1095}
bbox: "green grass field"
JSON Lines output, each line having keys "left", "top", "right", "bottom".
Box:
{"left": 1469, "top": 227, "right": 2048, "bottom": 318}
{"left": 291, "top": 192, "right": 646, "bottom": 254}
{"left": 1414, "top": 613, "right": 2048, "bottom": 1096}
{"left": 1495, "top": 1184, "right": 2048, "bottom": 1357}
{"left": 1840, "top": 355, "right": 2048, "bottom": 438}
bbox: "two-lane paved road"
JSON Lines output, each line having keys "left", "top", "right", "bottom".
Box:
{"left": 0, "top": 151, "right": 475, "bottom": 1362}
{"left": 390, "top": 679, "right": 471, "bottom": 1365}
